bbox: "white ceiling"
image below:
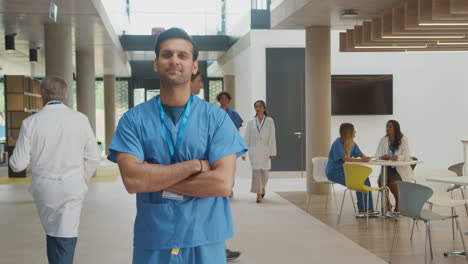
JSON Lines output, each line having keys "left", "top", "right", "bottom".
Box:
{"left": 0, "top": 0, "right": 130, "bottom": 77}
{"left": 271, "top": 0, "right": 403, "bottom": 29}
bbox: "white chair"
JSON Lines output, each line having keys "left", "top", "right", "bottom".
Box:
{"left": 447, "top": 162, "right": 468, "bottom": 216}
{"left": 389, "top": 182, "right": 468, "bottom": 264}
{"left": 307, "top": 157, "right": 337, "bottom": 212}
{"left": 414, "top": 168, "right": 468, "bottom": 240}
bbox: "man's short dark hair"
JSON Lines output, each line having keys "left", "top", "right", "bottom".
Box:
{"left": 216, "top": 91, "right": 232, "bottom": 102}
{"left": 154, "top": 28, "right": 199, "bottom": 61}
{"left": 191, "top": 71, "right": 203, "bottom": 81}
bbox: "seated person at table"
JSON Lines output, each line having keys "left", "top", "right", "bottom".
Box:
{"left": 375, "top": 120, "right": 412, "bottom": 213}
{"left": 326, "top": 123, "right": 374, "bottom": 213}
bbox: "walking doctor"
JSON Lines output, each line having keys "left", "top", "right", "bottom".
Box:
{"left": 242, "top": 100, "right": 277, "bottom": 203}
{"left": 9, "top": 76, "right": 101, "bottom": 264}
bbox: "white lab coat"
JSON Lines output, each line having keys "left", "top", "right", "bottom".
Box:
{"left": 244, "top": 116, "right": 277, "bottom": 170}
{"left": 9, "top": 103, "right": 101, "bottom": 237}
{"left": 374, "top": 136, "right": 413, "bottom": 182}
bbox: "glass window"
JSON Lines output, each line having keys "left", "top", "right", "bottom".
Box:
{"left": 208, "top": 79, "right": 223, "bottom": 105}
{"left": 126, "top": 0, "right": 251, "bottom": 36}
{"left": 134, "top": 88, "right": 146, "bottom": 106}
{"left": 116, "top": 80, "right": 129, "bottom": 122}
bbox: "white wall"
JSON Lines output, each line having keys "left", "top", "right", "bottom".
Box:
{"left": 220, "top": 29, "right": 468, "bottom": 173}
{"left": 219, "top": 30, "right": 306, "bottom": 177}
{"left": 331, "top": 32, "right": 468, "bottom": 169}
{"left": 220, "top": 30, "right": 305, "bottom": 124}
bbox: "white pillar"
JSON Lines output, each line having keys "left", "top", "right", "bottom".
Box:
{"left": 306, "top": 26, "right": 331, "bottom": 195}
{"left": 44, "top": 23, "right": 73, "bottom": 107}
{"left": 104, "top": 75, "right": 116, "bottom": 154}
{"left": 76, "top": 50, "right": 96, "bottom": 133}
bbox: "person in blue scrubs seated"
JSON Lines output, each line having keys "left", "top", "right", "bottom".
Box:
{"left": 190, "top": 70, "right": 242, "bottom": 262}
{"left": 217, "top": 92, "right": 243, "bottom": 130}
{"left": 108, "top": 28, "right": 247, "bottom": 264}
{"left": 326, "top": 123, "right": 375, "bottom": 214}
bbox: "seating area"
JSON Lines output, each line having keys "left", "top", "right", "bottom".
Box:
{"left": 301, "top": 157, "right": 468, "bottom": 263}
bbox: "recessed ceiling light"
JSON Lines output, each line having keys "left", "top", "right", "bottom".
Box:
{"left": 382, "top": 34, "right": 466, "bottom": 39}
{"left": 356, "top": 45, "right": 427, "bottom": 49}
{"left": 420, "top": 22, "right": 468, "bottom": 26}
{"left": 437, "top": 41, "right": 468, "bottom": 45}
{"left": 341, "top": 9, "right": 359, "bottom": 18}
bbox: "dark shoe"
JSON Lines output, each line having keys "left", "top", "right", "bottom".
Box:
{"left": 226, "top": 249, "right": 241, "bottom": 261}
{"left": 256, "top": 199, "right": 262, "bottom": 203}
{"left": 261, "top": 193, "right": 265, "bottom": 199}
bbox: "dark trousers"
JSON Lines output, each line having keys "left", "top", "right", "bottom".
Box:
{"left": 46, "top": 235, "right": 78, "bottom": 264}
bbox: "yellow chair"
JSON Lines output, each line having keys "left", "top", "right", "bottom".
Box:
{"left": 337, "top": 163, "right": 387, "bottom": 228}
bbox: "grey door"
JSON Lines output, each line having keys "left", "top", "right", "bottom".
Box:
{"left": 266, "top": 48, "right": 305, "bottom": 171}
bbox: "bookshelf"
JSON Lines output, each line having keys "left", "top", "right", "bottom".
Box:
{"left": 5, "top": 75, "right": 43, "bottom": 177}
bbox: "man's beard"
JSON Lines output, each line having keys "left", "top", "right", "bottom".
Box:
{"left": 160, "top": 72, "right": 190, "bottom": 87}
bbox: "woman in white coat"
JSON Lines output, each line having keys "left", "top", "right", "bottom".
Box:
{"left": 375, "top": 120, "right": 412, "bottom": 213}
{"left": 9, "top": 77, "right": 101, "bottom": 264}
{"left": 242, "top": 100, "right": 277, "bottom": 203}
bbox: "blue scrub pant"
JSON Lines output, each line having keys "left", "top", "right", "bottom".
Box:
{"left": 133, "top": 242, "right": 226, "bottom": 264}
{"left": 329, "top": 176, "right": 374, "bottom": 212}
{"left": 46, "top": 235, "right": 77, "bottom": 264}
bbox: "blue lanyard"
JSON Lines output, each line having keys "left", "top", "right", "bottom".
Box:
{"left": 256, "top": 116, "right": 266, "bottom": 133}
{"left": 47, "top": 101, "right": 62, "bottom": 105}
{"left": 388, "top": 141, "right": 395, "bottom": 157}
{"left": 157, "top": 95, "right": 193, "bottom": 163}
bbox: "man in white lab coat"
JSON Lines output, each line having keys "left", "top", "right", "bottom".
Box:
{"left": 9, "top": 76, "right": 101, "bottom": 264}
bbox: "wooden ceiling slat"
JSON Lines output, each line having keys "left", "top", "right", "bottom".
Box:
{"left": 340, "top": 0, "right": 468, "bottom": 52}
{"left": 433, "top": 0, "right": 468, "bottom": 20}
{"left": 419, "top": 0, "right": 468, "bottom": 25}
{"left": 406, "top": 0, "right": 468, "bottom": 29}
{"left": 450, "top": 0, "right": 468, "bottom": 14}
{"left": 394, "top": 6, "right": 468, "bottom": 33}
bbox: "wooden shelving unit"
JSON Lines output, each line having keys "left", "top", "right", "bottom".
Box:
{"left": 5, "top": 75, "right": 43, "bottom": 177}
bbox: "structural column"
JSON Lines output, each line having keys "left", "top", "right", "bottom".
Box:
{"left": 224, "top": 75, "right": 236, "bottom": 108}
{"left": 76, "top": 50, "right": 96, "bottom": 133}
{"left": 44, "top": 23, "right": 73, "bottom": 107}
{"left": 305, "top": 26, "right": 331, "bottom": 195}
{"left": 104, "top": 75, "right": 116, "bottom": 154}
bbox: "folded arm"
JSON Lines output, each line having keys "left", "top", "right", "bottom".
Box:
{"left": 166, "top": 154, "right": 236, "bottom": 197}
{"left": 116, "top": 152, "right": 204, "bottom": 194}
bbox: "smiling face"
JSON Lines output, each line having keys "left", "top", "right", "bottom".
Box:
{"left": 154, "top": 38, "right": 198, "bottom": 87}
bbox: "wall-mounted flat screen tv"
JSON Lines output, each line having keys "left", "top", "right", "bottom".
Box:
{"left": 331, "top": 75, "right": 393, "bottom": 115}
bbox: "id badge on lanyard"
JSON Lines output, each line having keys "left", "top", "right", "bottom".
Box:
{"left": 256, "top": 116, "right": 266, "bottom": 140}
{"left": 388, "top": 141, "right": 395, "bottom": 157}
{"left": 157, "top": 95, "right": 193, "bottom": 201}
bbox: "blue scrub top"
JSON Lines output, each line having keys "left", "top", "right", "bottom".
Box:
{"left": 108, "top": 96, "right": 247, "bottom": 250}
{"left": 326, "top": 138, "right": 363, "bottom": 182}
{"left": 225, "top": 108, "right": 243, "bottom": 129}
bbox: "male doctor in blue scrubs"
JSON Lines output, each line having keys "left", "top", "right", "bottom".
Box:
{"left": 108, "top": 28, "right": 247, "bottom": 263}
